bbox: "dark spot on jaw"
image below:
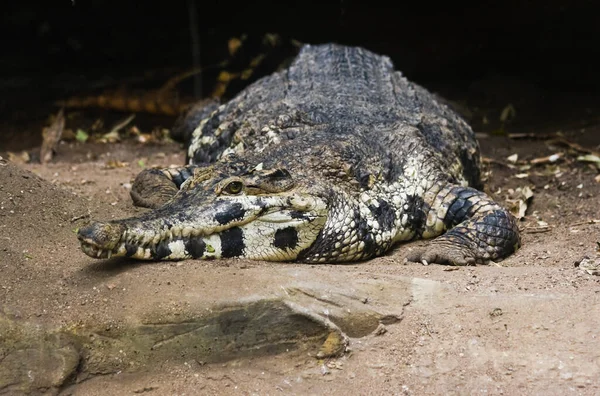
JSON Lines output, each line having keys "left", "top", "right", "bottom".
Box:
{"left": 220, "top": 227, "right": 245, "bottom": 258}
{"left": 125, "top": 243, "right": 137, "bottom": 257}
{"left": 185, "top": 237, "right": 206, "bottom": 258}
{"left": 215, "top": 202, "right": 247, "bottom": 225}
{"left": 273, "top": 227, "right": 299, "bottom": 250}
{"left": 153, "top": 240, "right": 172, "bottom": 260}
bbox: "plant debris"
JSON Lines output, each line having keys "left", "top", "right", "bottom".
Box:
{"left": 98, "top": 114, "right": 136, "bottom": 143}
{"left": 570, "top": 219, "right": 600, "bottom": 227}
{"left": 75, "top": 129, "right": 89, "bottom": 143}
{"left": 488, "top": 134, "right": 599, "bottom": 185}
{"left": 104, "top": 159, "right": 129, "bottom": 169}
{"left": 505, "top": 186, "right": 534, "bottom": 220}
{"left": 574, "top": 255, "right": 600, "bottom": 276}
{"left": 506, "top": 154, "right": 519, "bottom": 163}
{"left": 500, "top": 104, "right": 516, "bottom": 123}
{"left": 522, "top": 221, "right": 551, "bottom": 233}
{"left": 577, "top": 154, "right": 600, "bottom": 169}
{"left": 7, "top": 151, "right": 31, "bottom": 164}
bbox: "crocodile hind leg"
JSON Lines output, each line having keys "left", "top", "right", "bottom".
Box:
{"left": 130, "top": 165, "right": 199, "bottom": 209}
{"left": 408, "top": 185, "right": 521, "bottom": 266}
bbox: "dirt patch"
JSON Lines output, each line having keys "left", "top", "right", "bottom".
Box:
{"left": 1, "top": 103, "right": 600, "bottom": 394}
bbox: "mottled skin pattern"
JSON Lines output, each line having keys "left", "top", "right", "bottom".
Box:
{"left": 78, "top": 44, "right": 521, "bottom": 265}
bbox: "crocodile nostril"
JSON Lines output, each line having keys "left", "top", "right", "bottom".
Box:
{"left": 77, "top": 222, "right": 125, "bottom": 250}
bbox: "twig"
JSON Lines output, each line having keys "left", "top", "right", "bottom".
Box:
{"left": 508, "top": 132, "right": 556, "bottom": 140}
{"left": 569, "top": 219, "right": 600, "bottom": 227}
{"left": 70, "top": 214, "right": 90, "bottom": 223}
{"left": 508, "top": 133, "right": 600, "bottom": 159}
{"left": 481, "top": 156, "right": 515, "bottom": 168}
{"left": 111, "top": 114, "right": 136, "bottom": 134}
{"left": 547, "top": 137, "right": 600, "bottom": 157}
{"left": 523, "top": 227, "right": 552, "bottom": 234}
{"left": 423, "top": 322, "right": 433, "bottom": 337}
{"left": 529, "top": 152, "right": 564, "bottom": 165}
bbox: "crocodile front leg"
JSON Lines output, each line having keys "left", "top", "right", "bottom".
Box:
{"left": 130, "top": 165, "right": 199, "bottom": 209}
{"left": 408, "top": 184, "right": 521, "bottom": 265}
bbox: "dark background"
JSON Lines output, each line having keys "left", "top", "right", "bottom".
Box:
{"left": 1, "top": 0, "right": 599, "bottom": 150}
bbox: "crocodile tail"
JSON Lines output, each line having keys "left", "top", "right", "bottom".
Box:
{"left": 56, "top": 93, "right": 195, "bottom": 116}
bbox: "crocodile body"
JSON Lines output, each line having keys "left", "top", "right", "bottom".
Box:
{"left": 78, "top": 44, "right": 520, "bottom": 265}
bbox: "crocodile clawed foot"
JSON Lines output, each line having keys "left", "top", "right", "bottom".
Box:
{"left": 407, "top": 241, "right": 478, "bottom": 266}
{"left": 407, "top": 230, "right": 488, "bottom": 266}
{"left": 408, "top": 202, "right": 521, "bottom": 266}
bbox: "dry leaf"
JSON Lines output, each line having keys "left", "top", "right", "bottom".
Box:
{"left": 576, "top": 257, "right": 600, "bottom": 276}
{"left": 521, "top": 186, "right": 534, "bottom": 200}
{"left": 506, "top": 186, "right": 534, "bottom": 220}
{"left": 577, "top": 154, "right": 600, "bottom": 169}
{"left": 511, "top": 200, "right": 528, "bottom": 219}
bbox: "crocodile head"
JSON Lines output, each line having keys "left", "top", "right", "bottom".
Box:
{"left": 77, "top": 160, "right": 329, "bottom": 261}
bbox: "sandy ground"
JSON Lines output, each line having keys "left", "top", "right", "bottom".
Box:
{"left": 1, "top": 98, "right": 600, "bottom": 395}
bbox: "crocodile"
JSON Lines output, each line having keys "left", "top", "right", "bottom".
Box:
{"left": 77, "top": 43, "right": 521, "bottom": 265}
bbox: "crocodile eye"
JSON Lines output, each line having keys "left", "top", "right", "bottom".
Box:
{"left": 223, "top": 180, "right": 244, "bottom": 195}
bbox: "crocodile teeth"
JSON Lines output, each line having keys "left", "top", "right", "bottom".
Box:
{"left": 107, "top": 250, "right": 112, "bottom": 259}
{"left": 96, "top": 249, "right": 102, "bottom": 258}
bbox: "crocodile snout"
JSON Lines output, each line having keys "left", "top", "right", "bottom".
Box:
{"left": 78, "top": 222, "right": 126, "bottom": 258}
